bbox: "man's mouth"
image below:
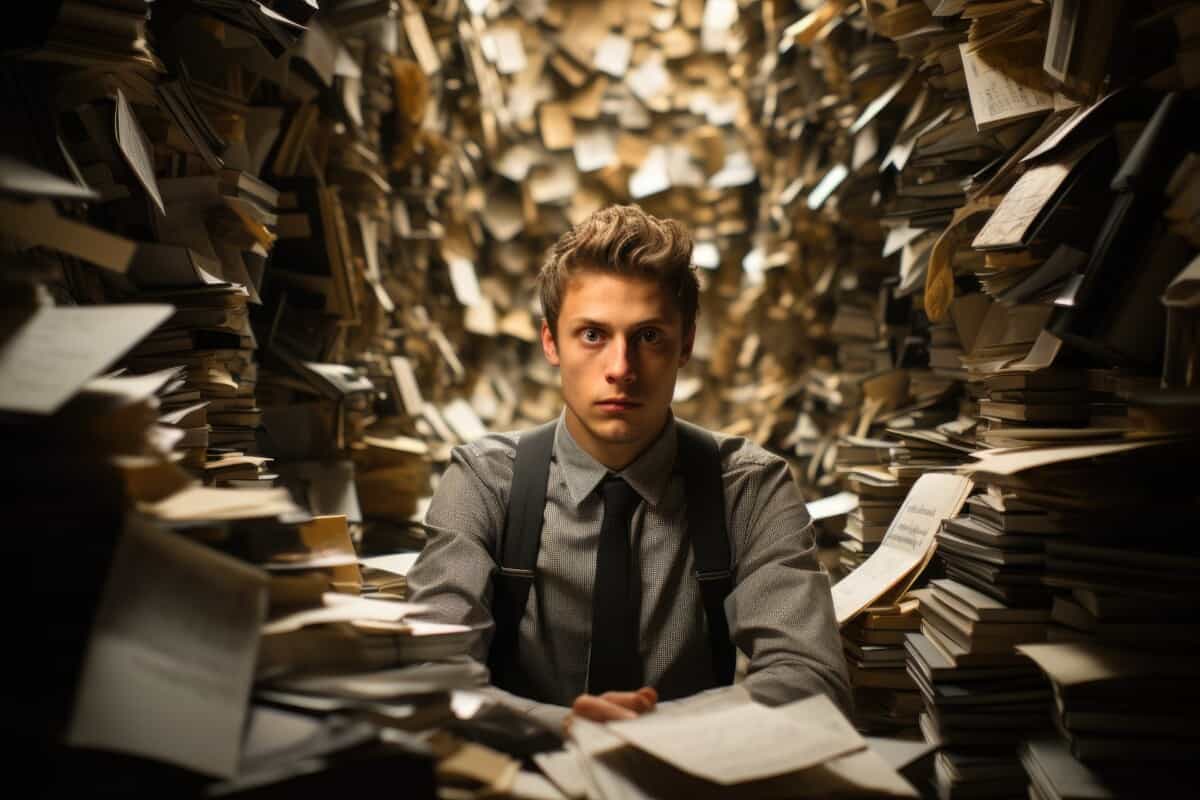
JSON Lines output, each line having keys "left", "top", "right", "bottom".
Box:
{"left": 596, "top": 398, "right": 642, "bottom": 411}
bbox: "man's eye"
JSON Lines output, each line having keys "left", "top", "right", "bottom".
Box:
{"left": 581, "top": 328, "right": 602, "bottom": 343}
{"left": 641, "top": 329, "right": 662, "bottom": 344}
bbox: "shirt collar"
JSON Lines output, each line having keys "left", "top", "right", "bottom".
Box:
{"left": 554, "top": 411, "right": 678, "bottom": 509}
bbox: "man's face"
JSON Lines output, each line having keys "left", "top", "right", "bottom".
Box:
{"left": 542, "top": 270, "right": 694, "bottom": 470}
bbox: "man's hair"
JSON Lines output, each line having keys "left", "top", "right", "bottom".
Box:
{"left": 537, "top": 204, "right": 699, "bottom": 337}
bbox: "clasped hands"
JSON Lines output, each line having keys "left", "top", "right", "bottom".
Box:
{"left": 563, "top": 686, "right": 658, "bottom": 734}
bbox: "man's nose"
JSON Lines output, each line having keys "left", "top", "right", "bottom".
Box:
{"left": 604, "top": 337, "right": 636, "bottom": 384}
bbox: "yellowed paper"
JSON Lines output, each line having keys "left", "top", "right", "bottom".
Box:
{"left": 832, "top": 474, "right": 974, "bottom": 625}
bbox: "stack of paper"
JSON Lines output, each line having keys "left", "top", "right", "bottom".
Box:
{"left": 908, "top": 578, "right": 1053, "bottom": 794}
{"left": 1017, "top": 642, "right": 1200, "bottom": 765}
{"left": 841, "top": 596, "right": 925, "bottom": 736}
{"left": 544, "top": 688, "right": 918, "bottom": 799}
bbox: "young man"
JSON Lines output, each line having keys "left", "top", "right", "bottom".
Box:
{"left": 407, "top": 205, "right": 849, "bottom": 730}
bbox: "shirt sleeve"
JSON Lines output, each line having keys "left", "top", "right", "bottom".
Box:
{"left": 724, "top": 451, "right": 853, "bottom": 714}
{"left": 405, "top": 438, "right": 574, "bottom": 729}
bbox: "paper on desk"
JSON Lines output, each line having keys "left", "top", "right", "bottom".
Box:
{"left": 773, "top": 695, "right": 915, "bottom": 797}
{"left": 534, "top": 746, "right": 590, "bottom": 800}
{"left": 263, "top": 592, "right": 428, "bottom": 634}
{"left": 571, "top": 718, "right": 655, "bottom": 800}
{"left": 511, "top": 770, "right": 570, "bottom": 800}
{"left": 795, "top": 748, "right": 919, "bottom": 798}
{"left": 67, "top": 516, "right": 267, "bottom": 778}
{"left": 0, "top": 304, "right": 173, "bottom": 415}
{"left": 606, "top": 695, "right": 863, "bottom": 785}
{"left": 831, "top": 473, "right": 973, "bottom": 625}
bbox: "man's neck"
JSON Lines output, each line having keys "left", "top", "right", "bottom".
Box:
{"left": 563, "top": 410, "right": 671, "bottom": 472}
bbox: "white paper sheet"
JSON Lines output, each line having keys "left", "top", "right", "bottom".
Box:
{"left": 67, "top": 517, "right": 268, "bottom": 778}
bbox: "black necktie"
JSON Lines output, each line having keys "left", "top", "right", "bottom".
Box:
{"left": 588, "top": 476, "right": 642, "bottom": 694}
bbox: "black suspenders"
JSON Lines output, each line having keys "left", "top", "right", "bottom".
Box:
{"left": 486, "top": 420, "right": 735, "bottom": 692}
{"left": 487, "top": 420, "right": 556, "bottom": 691}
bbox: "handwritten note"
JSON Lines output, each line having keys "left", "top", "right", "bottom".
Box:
{"left": 831, "top": 473, "right": 973, "bottom": 625}
{"left": 959, "top": 44, "right": 1053, "bottom": 131}
{"left": 972, "top": 136, "right": 1101, "bottom": 250}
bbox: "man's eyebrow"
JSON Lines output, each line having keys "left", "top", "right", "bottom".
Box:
{"left": 567, "top": 317, "right": 673, "bottom": 328}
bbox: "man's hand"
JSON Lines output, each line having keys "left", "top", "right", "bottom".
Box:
{"left": 563, "top": 687, "right": 658, "bottom": 733}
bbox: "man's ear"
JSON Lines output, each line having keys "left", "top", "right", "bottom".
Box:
{"left": 679, "top": 322, "right": 696, "bottom": 367}
{"left": 541, "top": 319, "right": 561, "bottom": 366}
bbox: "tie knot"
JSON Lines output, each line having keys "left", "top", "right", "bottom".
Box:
{"left": 602, "top": 476, "right": 639, "bottom": 520}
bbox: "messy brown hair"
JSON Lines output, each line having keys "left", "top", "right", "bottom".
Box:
{"left": 537, "top": 205, "right": 699, "bottom": 338}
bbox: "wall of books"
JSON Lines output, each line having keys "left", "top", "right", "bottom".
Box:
{"left": 2, "top": 0, "right": 1198, "bottom": 798}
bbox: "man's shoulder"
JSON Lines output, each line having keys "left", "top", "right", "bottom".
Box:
{"left": 449, "top": 423, "right": 556, "bottom": 486}
{"left": 676, "top": 418, "right": 785, "bottom": 474}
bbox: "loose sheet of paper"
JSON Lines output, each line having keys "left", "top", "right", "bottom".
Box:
{"left": 964, "top": 439, "right": 1169, "bottom": 476}
{"left": 360, "top": 552, "right": 421, "bottom": 576}
{"left": 0, "top": 304, "right": 173, "bottom": 415}
{"left": 115, "top": 89, "right": 166, "bottom": 215}
{"left": 831, "top": 473, "right": 973, "bottom": 625}
{"left": 0, "top": 198, "right": 137, "bottom": 273}
{"left": 139, "top": 485, "right": 301, "bottom": 522}
{"left": 534, "top": 746, "right": 590, "bottom": 800}
{"left": 806, "top": 491, "right": 860, "bottom": 521}
{"left": 606, "top": 698, "right": 863, "bottom": 785}
{"left": 263, "top": 592, "right": 429, "bottom": 635}
{"left": 959, "top": 43, "right": 1053, "bottom": 131}
{"left": 389, "top": 355, "right": 426, "bottom": 417}
{"left": 67, "top": 517, "right": 268, "bottom": 778}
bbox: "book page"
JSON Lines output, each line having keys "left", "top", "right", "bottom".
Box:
{"left": 0, "top": 304, "right": 173, "bottom": 415}
{"left": 67, "top": 517, "right": 268, "bottom": 778}
{"left": 972, "top": 136, "right": 1100, "bottom": 250}
{"left": 114, "top": 89, "right": 166, "bottom": 215}
{"left": 959, "top": 43, "right": 1053, "bottom": 131}
{"left": 831, "top": 473, "right": 974, "bottom": 625}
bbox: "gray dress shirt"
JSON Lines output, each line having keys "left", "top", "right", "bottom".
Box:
{"left": 406, "top": 413, "right": 851, "bottom": 727}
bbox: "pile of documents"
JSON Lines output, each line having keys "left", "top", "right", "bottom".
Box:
{"left": 905, "top": 578, "right": 1053, "bottom": 799}
{"left": 1016, "top": 642, "right": 1200, "bottom": 769}
{"left": 551, "top": 687, "right": 919, "bottom": 799}
{"left": 841, "top": 596, "right": 924, "bottom": 736}
{"left": 4, "top": 0, "right": 1200, "bottom": 797}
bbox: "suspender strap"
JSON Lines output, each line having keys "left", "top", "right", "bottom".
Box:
{"left": 489, "top": 419, "right": 736, "bottom": 690}
{"left": 675, "top": 421, "right": 737, "bottom": 686}
{"left": 487, "top": 420, "right": 556, "bottom": 690}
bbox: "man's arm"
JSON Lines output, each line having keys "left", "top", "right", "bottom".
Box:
{"left": 724, "top": 451, "right": 853, "bottom": 714}
{"left": 405, "top": 440, "right": 575, "bottom": 730}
